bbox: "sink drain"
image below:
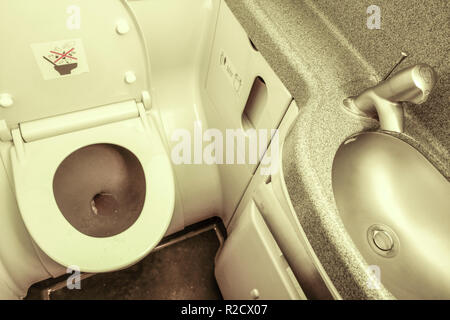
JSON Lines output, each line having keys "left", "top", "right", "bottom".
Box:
{"left": 367, "top": 224, "right": 400, "bottom": 258}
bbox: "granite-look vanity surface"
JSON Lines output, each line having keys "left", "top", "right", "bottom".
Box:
{"left": 225, "top": 0, "right": 449, "bottom": 299}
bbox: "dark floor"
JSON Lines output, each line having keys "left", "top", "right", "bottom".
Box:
{"left": 26, "top": 222, "right": 223, "bottom": 300}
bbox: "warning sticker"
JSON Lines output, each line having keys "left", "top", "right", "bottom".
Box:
{"left": 31, "top": 38, "right": 89, "bottom": 80}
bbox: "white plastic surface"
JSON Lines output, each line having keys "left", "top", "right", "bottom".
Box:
{"left": 20, "top": 100, "right": 139, "bottom": 142}
{"left": 0, "top": 94, "right": 13, "bottom": 108}
{"left": 0, "top": 0, "right": 149, "bottom": 127}
{"left": 0, "top": 151, "right": 54, "bottom": 298}
{"left": 129, "top": 0, "right": 223, "bottom": 230}
{"left": 116, "top": 19, "right": 130, "bottom": 35}
{"left": 10, "top": 113, "right": 175, "bottom": 273}
{"left": 124, "top": 71, "right": 137, "bottom": 84}
{"left": 206, "top": 3, "right": 292, "bottom": 139}
{"left": 205, "top": 2, "right": 293, "bottom": 224}
{"left": 215, "top": 200, "right": 304, "bottom": 300}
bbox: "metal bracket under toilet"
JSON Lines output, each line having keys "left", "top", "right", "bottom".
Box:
{"left": 37, "top": 220, "right": 225, "bottom": 300}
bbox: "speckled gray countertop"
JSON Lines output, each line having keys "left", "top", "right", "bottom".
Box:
{"left": 225, "top": 0, "right": 449, "bottom": 299}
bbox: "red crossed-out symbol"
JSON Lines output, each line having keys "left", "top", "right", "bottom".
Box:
{"left": 50, "top": 48, "right": 77, "bottom": 64}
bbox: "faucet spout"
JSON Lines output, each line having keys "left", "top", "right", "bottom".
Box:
{"left": 343, "top": 63, "right": 437, "bottom": 133}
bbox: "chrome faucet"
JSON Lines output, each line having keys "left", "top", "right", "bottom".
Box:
{"left": 343, "top": 63, "right": 437, "bottom": 133}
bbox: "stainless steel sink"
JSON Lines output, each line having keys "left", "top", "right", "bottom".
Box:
{"left": 332, "top": 132, "right": 450, "bottom": 299}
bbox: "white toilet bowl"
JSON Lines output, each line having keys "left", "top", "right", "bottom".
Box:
{"left": 10, "top": 101, "right": 175, "bottom": 273}
{"left": 0, "top": 0, "right": 177, "bottom": 275}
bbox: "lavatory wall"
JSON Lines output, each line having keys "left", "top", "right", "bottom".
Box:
{"left": 129, "top": 0, "right": 224, "bottom": 230}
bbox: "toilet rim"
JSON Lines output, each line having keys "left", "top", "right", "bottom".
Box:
{"left": 10, "top": 118, "right": 175, "bottom": 272}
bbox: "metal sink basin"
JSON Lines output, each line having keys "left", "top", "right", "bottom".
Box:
{"left": 332, "top": 132, "right": 450, "bottom": 299}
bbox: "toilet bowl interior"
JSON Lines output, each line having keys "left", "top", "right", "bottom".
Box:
{"left": 10, "top": 114, "right": 175, "bottom": 272}
{"left": 53, "top": 144, "right": 146, "bottom": 238}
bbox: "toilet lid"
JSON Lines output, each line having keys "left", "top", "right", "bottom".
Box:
{"left": 0, "top": 0, "right": 149, "bottom": 128}
{"left": 10, "top": 116, "right": 175, "bottom": 273}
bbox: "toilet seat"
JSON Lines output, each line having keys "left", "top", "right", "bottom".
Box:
{"left": 10, "top": 105, "right": 175, "bottom": 273}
